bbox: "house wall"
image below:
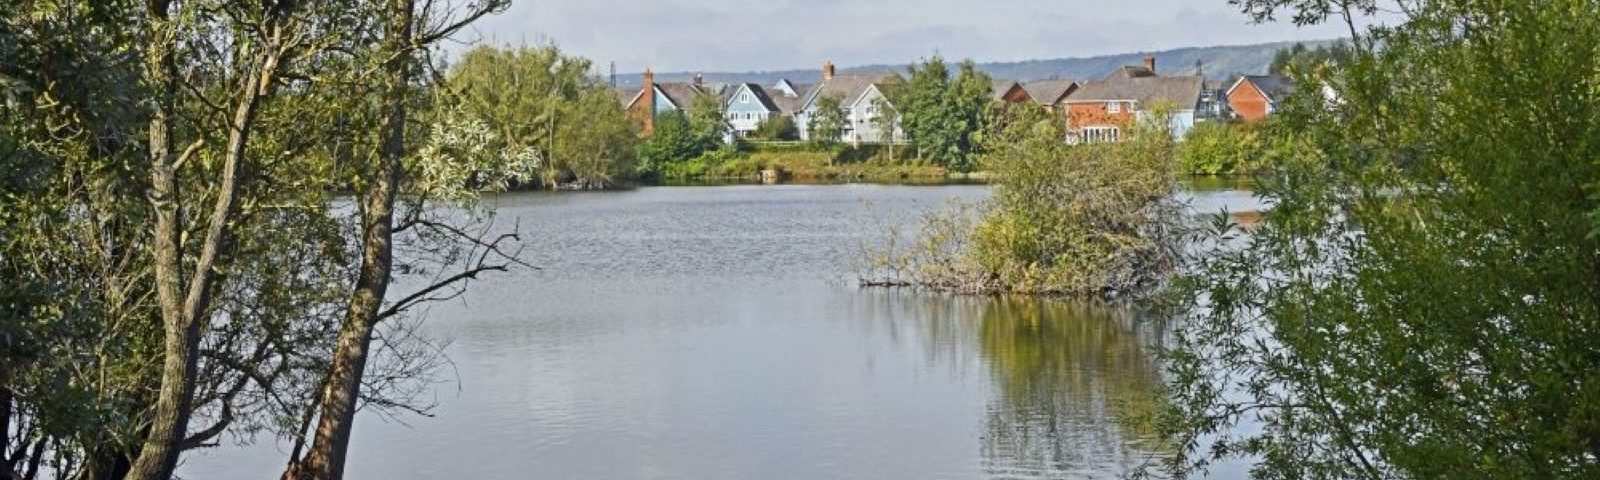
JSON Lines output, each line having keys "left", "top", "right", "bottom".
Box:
{"left": 1141, "top": 109, "right": 1198, "bottom": 138}
{"left": 1067, "top": 101, "right": 1200, "bottom": 142}
{"left": 1067, "top": 101, "right": 1137, "bottom": 132}
{"left": 653, "top": 89, "right": 678, "bottom": 115}
{"left": 725, "top": 87, "right": 772, "bottom": 134}
{"left": 1228, "top": 80, "right": 1271, "bottom": 121}
{"left": 846, "top": 87, "right": 901, "bottom": 144}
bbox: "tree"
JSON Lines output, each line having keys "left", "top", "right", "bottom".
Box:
{"left": 283, "top": 1, "right": 517, "bottom": 479}
{"left": 751, "top": 115, "right": 799, "bottom": 141}
{"left": 448, "top": 44, "right": 636, "bottom": 188}
{"left": 808, "top": 94, "right": 847, "bottom": 148}
{"left": 636, "top": 112, "right": 703, "bottom": 174}
{"left": 895, "top": 56, "right": 991, "bottom": 171}
{"left": 2, "top": 1, "right": 522, "bottom": 479}
{"left": 869, "top": 95, "right": 901, "bottom": 158}
{"left": 1164, "top": 1, "right": 1600, "bottom": 478}
{"left": 1178, "top": 122, "right": 1264, "bottom": 175}
{"left": 1269, "top": 41, "right": 1355, "bottom": 76}
{"left": 634, "top": 94, "right": 727, "bottom": 177}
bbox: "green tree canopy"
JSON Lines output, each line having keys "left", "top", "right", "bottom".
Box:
{"left": 894, "top": 56, "right": 991, "bottom": 172}
{"left": 1165, "top": 1, "right": 1600, "bottom": 478}
{"left": 448, "top": 44, "right": 636, "bottom": 188}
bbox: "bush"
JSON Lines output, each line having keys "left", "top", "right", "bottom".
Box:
{"left": 749, "top": 116, "right": 799, "bottom": 141}
{"left": 1179, "top": 121, "right": 1263, "bottom": 175}
{"left": 861, "top": 108, "right": 1181, "bottom": 296}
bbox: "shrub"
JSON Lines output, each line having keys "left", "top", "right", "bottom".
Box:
{"left": 1179, "top": 121, "right": 1263, "bottom": 175}
{"left": 861, "top": 109, "right": 1181, "bottom": 296}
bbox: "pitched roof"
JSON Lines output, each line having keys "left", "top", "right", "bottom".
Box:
{"left": 991, "top": 79, "right": 1022, "bottom": 101}
{"left": 1231, "top": 75, "right": 1296, "bottom": 102}
{"left": 657, "top": 82, "right": 719, "bottom": 109}
{"left": 1067, "top": 68, "right": 1205, "bottom": 109}
{"left": 732, "top": 83, "right": 783, "bottom": 112}
{"left": 1022, "top": 79, "right": 1078, "bottom": 105}
{"left": 772, "top": 94, "right": 808, "bottom": 115}
{"left": 801, "top": 74, "right": 898, "bottom": 111}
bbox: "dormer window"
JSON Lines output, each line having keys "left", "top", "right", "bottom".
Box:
{"left": 1107, "top": 101, "right": 1122, "bottom": 113}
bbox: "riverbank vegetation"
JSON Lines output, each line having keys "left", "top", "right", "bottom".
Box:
{"left": 859, "top": 104, "right": 1182, "bottom": 297}
{"left": 1177, "top": 121, "right": 1265, "bottom": 175}
{"left": 1159, "top": 0, "right": 1600, "bottom": 478}
{"left": 448, "top": 44, "right": 638, "bottom": 189}
{"left": 1, "top": 2, "right": 522, "bottom": 480}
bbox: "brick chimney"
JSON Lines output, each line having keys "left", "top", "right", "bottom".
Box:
{"left": 641, "top": 67, "right": 656, "bottom": 135}
{"left": 1143, "top": 54, "right": 1156, "bottom": 73}
{"left": 822, "top": 60, "right": 836, "bottom": 81}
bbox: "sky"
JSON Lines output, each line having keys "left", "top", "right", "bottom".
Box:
{"left": 447, "top": 0, "right": 1356, "bottom": 73}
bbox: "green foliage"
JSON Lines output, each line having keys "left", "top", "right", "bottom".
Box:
{"left": 808, "top": 94, "right": 848, "bottom": 148}
{"left": 635, "top": 102, "right": 728, "bottom": 178}
{"left": 1177, "top": 121, "right": 1264, "bottom": 175}
{"left": 895, "top": 56, "right": 992, "bottom": 172}
{"left": 1165, "top": 1, "right": 1600, "bottom": 478}
{"left": 1269, "top": 41, "right": 1356, "bottom": 76}
{"left": 0, "top": 1, "right": 510, "bottom": 477}
{"left": 749, "top": 115, "right": 798, "bottom": 141}
{"left": 862, "top": 105, "right": 1181, "bottom": 296}
{"left": 448, "top": 44, "right": 636, "bottom": 188}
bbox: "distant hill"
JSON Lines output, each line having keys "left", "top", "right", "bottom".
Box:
{"left": 615, "top": 39, "right": 1337, "bottom": 88}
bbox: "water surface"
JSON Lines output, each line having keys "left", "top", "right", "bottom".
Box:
{"left": 185, "top": 184, "right": 1244, "bottom": 479}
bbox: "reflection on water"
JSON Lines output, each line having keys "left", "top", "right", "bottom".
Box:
{"left": 182, "top": 185, "right": 1244, "bottom": 479}
{"left": 977, "top": 299, "right": 1167, "bottom": 478}
{"left": 847, "top": 290, "right": 1169, "bottom": 478}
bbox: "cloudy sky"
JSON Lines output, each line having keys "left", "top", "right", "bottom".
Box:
{"left": 450, "top": 0, "right": 1354, "bottom": 72}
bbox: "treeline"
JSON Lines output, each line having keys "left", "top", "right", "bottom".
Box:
{"left": 1, "top": 2, "right": 523, "bottom": 480}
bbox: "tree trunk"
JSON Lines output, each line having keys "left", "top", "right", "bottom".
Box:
{"left": 126, "top": 1, "right": 188, "bottom": 477}
{"left": 128, "top": 5, "right": 279, "bottom": 478}
{"left": 286, "top": 3, "right": 411, "bottom": 479}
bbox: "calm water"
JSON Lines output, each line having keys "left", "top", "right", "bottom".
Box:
{"left": 185, "top": 184, "right": 1253, "bottom": 479}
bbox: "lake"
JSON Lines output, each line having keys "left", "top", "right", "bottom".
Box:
{"left": 184, "top": 183, "right": 1258, "bottom": 479}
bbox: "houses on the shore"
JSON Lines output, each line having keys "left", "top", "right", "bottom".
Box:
{"left": 620, "top": 55, "right": 1291, "bottom": 144}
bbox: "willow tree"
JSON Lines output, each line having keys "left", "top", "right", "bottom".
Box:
{"left": 1165, "top": 0, "right": 1600, "bottom": 478}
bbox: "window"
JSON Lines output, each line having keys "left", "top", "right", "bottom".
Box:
{"left": 740, "top": 92, "right": 752, "bottom": 103}
{"left": 1081, "top": 126, "right": 1121, "bottom": 143}
{"left": 1106, "top": 101, "right": 1122, "bottom": 113}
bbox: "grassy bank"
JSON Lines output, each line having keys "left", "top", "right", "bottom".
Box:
{"left": 657, "top": 142, "right": 964, "bottom": 182}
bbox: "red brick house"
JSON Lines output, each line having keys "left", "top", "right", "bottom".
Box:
{"left": 623, "top": 68, "right": 723, "bottom": 135}
{"left": 1226, "top": 75, "right": 1295, "bottom": 122}
{"left": 1021, "top": 79, "right": 1080, "bottom": 113}
{"left": 1062, "top": 55, "right": 1207, "bottom": 143}
{"left": 991, "top": 80, "right": 1033, "bottom": 104}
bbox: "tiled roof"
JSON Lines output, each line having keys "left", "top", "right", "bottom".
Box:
{"left": 991, "top": 79, "right": 1022, "bottom": 101}
{"left": 1238, "top": 75, "right": 1296, "bottom": 102}
{"left": 1022, "top": 79, "right": 1078, "bottom": 105}
{"left": 1068, "top": 68, "right": 1204, "bottom": 110}
{"left": 803, "top": 74, "right": 898, "bottom": 110}
{"left": 657, "top": 82, "right": 719, "bottom": 109}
